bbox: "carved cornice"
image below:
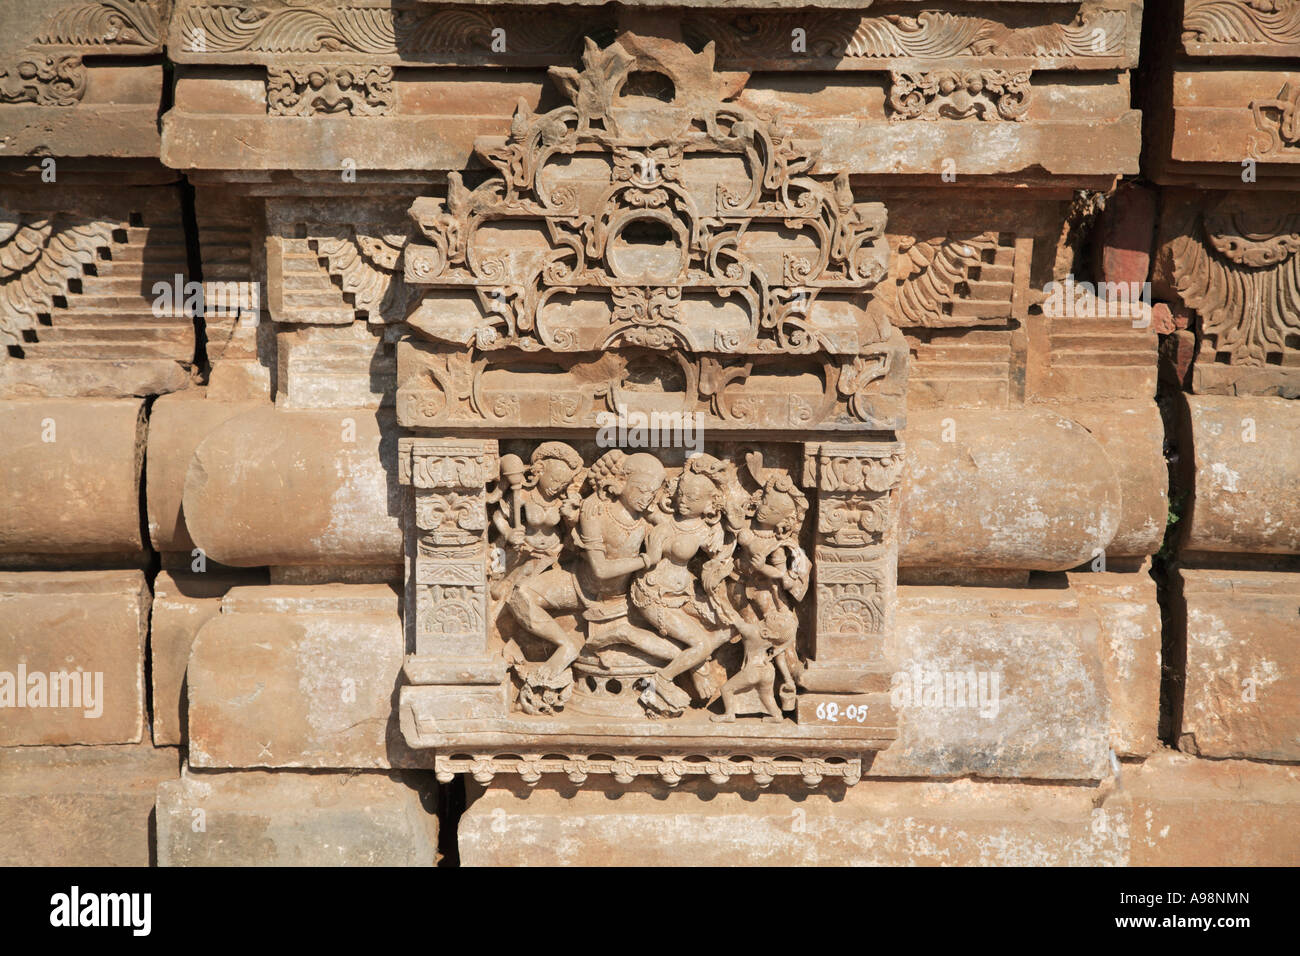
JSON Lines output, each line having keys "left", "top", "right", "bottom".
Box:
{"left": 168, "top": 1, "right": 1132, "bottom": 68}
{"left": 33, "top": 0, "right": 165, "bottom": 51}
{"left": 0, "top": 55, "right": 87, "bottom": 106}
{"left": 888, "top": 70, "right": 1031, "bottom": 122}
{"left": 1183, "top": 0, "right": 1300, "bottom": 54}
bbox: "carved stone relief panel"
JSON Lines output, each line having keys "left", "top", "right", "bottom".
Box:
{"left": 394, "top": 34, "right": 905, "bottom": 787}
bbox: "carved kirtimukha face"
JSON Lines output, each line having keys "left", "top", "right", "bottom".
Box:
{"left": 675, "top": 471, "right": 716, "bottom": 519}
{"left": 620, "top": 455, "right": 666, "bottom": 514}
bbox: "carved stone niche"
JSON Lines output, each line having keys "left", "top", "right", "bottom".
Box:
{"left": 395, "top": 35, "right": 906, "bottom": 789}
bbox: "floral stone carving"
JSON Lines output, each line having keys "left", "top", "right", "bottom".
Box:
{"left": 401, "top": 35, "right": 892, "bottom": 356}
{"left": 395, "top": 36, "right": 903, "bottom": 786}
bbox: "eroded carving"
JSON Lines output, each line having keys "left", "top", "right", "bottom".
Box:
{"left": 889, "top": 70, "right": 1031, "bottom": 122}
{"left": 0, "top": 213, "right": 116, "bottom": 348}
{"left": 1184, "top": 0, "right": 1300, "bottom": 47}
{"left": 34, "top": 0, "right": 163, "bottom": 49}
{"left": 1251, "top": 82, "right": 1300, "bottom": 156}
{"left": 267, "top": 65, "right": 394, "bottom": 116}
{"left": 0, "top": 55, "right": 87, "bottom": 106}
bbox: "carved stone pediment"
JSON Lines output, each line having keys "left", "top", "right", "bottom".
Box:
{"left": 402, "top": 34, "right": 891, "bottom": 356}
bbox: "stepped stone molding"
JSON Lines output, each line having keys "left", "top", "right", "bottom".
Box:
{"left": 0, "top": 213, "right": 115, "bottom": 348}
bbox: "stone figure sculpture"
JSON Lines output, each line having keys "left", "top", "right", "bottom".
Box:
{"left": 492, "top": 443, "right": 813, "bottom": 720}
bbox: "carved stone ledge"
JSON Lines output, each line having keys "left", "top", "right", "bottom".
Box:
{"left": 429, "top": 750, "right": 865, "bottom": 788}
{"left": 1183, "top": 0, "right": 1300, "bottom": 58}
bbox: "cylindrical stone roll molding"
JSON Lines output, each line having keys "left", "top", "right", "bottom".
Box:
{"left": 0, "top": 399, "right": 146, "bottom": 559}
{"left": 1064, "top": 402, "right": 1168, "bottom": 560}
{"left": 182, "top": 406, "right": 403, "bottom": 566}
{"left": 1184, "top": 395, "right": 1300, "bottom": 556}
{"left": 899, "top": 409, "right": 1122, "bottom": 571}
{"left": 146, "top": 393, "right": 265, "bottom": 554}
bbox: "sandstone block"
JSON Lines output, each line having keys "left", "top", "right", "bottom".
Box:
{"left": 182, "top": 406, "right": 403, "bottom": 567}
{"left": 145, "top": 392, "right": 265, "bottom": 555}
{"left": 1068, "top": 566, "right": 1162, "bottom": 758}
{"left": 1125, "top": 749, "right": 1300, "bottom": 867}
{"left": 187, "top": 583, "right": 424, "bottom": 768}
{"left": 900, "top": 409, "right": 1121, "bottom": 570}
{"left": 0, "top": 570, "right": 148, "bottom": 745}
{"left": 874, "top": 586, "right": 1110, "bottom": 780}
{"left": 156, "top": 770, "right": 437, "bottom": 867}
{"left": 1065, "top": 403, "right": 1167, "bottom": 560}
{"left": 150, "top": 570, "right": 266, "bottom": 747}
{"left": 0, "top": 399, "right": 145, "bottom": 563}
{"left": 459, "top": 778, "right": 1126, "bottom": 866}
{"left": 0, "top": 743, "right": 180, "bottom": 867}
{"left": 1177, "top": 569, "right": 1300, "bottom": 762}
{"left": 1184, "top": 395, "right": 1300, "bottom": 556}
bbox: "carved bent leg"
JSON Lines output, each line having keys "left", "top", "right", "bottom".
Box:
{"left": 505, "top": 568, "right": 585, "bottom": 685}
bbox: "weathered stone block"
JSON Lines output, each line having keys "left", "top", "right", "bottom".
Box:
{"left": 1125, "top": 749, "right": 1300, "bottom": 867}
{"left": 874, "top": 586, "right": 1111, "bottom": 781}
{"left": 459, "top": 778, "right": 1126, "bottom": 866}
{"left": 187, "top": 583, "right": 424, "bottom": 768}
{"left": 900, "top": 409, "right": 1121, "bottom": 571}
{"left": 1178, "top": 569, "right": 1300, "bottom": 762}
{"left": 0, "top": 399, "right": 145, "bottom": 563}
{"left": 150, "top": 569, "right": 266, "bottom": 747}
{"left": 0, "top": 570, "right": 148, "bottom": 745}
{"left": 146, "top": 392, "right": 265, "bottom": 556}
{"left": 182, "top": 406, "right": 402, "bottom": 567}
{"left": 156, "top": 770, "right": 437, "bottom": 867}
{"left": 1184, "top": 395, "right": 1300, "bottom": 556}
{"left": 0, "top": 743, "right": 180, "bottom": 867}
{"left": 1068, "top": 566, "right": 1162, "bottom": 758}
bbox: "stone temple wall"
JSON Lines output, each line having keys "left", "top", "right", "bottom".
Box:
{"left": 0, "top": 0, "right": 1296, "bottom": 867}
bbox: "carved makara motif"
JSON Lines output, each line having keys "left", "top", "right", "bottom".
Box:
{"left": 0, "top": 55, "right": 87, "bottom": 107}
{"left": 267, "top": 65, "right": 394, "bottom": 116}
{"left": 888, "top": 70, "right": 1031, "bottom": 122}
{"left": 0, "top": 213, "right": 116, "bottom": 348}
{"left": 403, "top": 35, "right": 891, "bottom": 355}
{"left": 1171, "top": 196, "right": 1300, "bottom": 367}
